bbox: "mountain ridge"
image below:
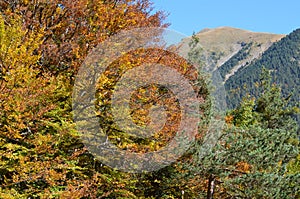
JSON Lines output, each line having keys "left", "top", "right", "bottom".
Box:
{"left": 179, "top": 26, "right": 285, "bottom": 77}
{"left": 178, "top": 26, "right": 299, "bottom": 126}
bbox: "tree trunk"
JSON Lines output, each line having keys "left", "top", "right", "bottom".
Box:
{"left": 206, "top": 174, "right": 215, "bottom": 199}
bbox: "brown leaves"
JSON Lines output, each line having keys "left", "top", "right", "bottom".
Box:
{"left": 1, "top": 0, "right": 167, "bottom": 76}
{"left": 0, "top": 1, "right": 172, "bottom": 198}
{"left": 95, "top": 47, "right": 204, "bottom": 154}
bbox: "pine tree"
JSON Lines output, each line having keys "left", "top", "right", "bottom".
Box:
{"left": 179, "top": 68, "right": 299, "bottom": 198}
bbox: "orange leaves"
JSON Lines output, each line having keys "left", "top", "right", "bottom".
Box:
{"left": 0, "top": 0, "right": 167, "bottom": 76}
{"left": 235, "top": 161, "right": 252, "bottom": 173}
{"left": 95, "top": 44, "right": 204, "bottom": 156}
{"left": 0, "top": 1, "right": 176, "bottom": 198}
{"left": 225, "top": 114, "right": 234, "bottom": 124}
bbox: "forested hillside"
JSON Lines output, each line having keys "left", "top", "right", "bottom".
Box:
{"left": 218, "top": 41, "right": 253, "bottom": 80}
{"left": 225, "top": 28, "right": 300, "bottom": 111}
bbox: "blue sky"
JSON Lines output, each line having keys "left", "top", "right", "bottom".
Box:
{"left": 151, "top": 0, "right": 300, "bottom": 36}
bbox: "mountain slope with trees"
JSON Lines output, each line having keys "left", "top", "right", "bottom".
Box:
{"left": 225, "top": 28, "right": 300, "bottom": 114}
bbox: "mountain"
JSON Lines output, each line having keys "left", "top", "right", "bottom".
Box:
{"left": 178, "top": 26, "right": 299, "bottom": 124}
{"left": 225, "top": 28, "right": 300, "bottom": 110}
{"left": 179, "top": 27, "right": 284, "bottom": 76}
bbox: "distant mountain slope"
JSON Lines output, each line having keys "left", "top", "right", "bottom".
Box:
{"left": 179, "top": 27, "right": 284, "bottom": 74}
{"left": 225, "top": 28, "right": 300, "bottom": 110}
{"left": 177, "top": 26, "right": 298, "bottom": 119}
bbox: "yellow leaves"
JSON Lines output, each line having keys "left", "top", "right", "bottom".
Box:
{"left": 0, "top": 13, "right": 58, "bottom": 139}
{"left": 35, "top": 133, "right": 52, "bottom": 147}
{"left": 97, "top": 74, "right": 112, "bottom": 89}
{"left": 0, "top": 16, "right": 42, "bottom": 73}
{"left": 0, "top": 187, "right": 23, "bottom": 199}
{"left": 2, "top": 143, "right": 26, "bottom": 159}
{"left": 55, "top": 6, "right": 63, "bottom": 14}
{"left": 287, "top": 153, "right": 300, "bottom": 175}
{"left": 0, "top": 1, "right": 171, "bottom": 198}
{"left": 235, "top": 161, "right": 252, "bottom": 173}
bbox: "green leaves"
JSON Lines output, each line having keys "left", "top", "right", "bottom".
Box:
{"left": 216, "top": 70, "right": 299, "bottom": 198}
{"left": 176, "top": 68, "right": 300, "bottom": 198}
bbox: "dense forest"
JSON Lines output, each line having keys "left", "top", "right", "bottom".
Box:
{"left": 225, "top": 29, "right": 300, "bottom": 112}
{"left": 0, "top": 0, "right": 299, "bottom": 198}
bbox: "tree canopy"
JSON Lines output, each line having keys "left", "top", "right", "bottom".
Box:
{"left": 0, "top": 1, "right": 299, "bottom": 198}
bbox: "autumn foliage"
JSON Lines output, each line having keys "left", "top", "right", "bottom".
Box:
{"left": 1, "top": 0, "right": 167, "bottom": 76}
{"left": 0, "top": 1, "right": 175, "bottom": 198}
{"left": 0, "top": 1, "right": 299, "bottom": 198}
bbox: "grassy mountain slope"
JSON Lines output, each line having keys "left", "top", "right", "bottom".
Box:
{"left": 179, "top": 27, "right": 284, "bottom": 74}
